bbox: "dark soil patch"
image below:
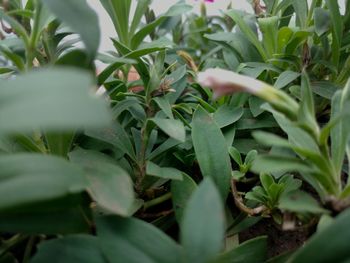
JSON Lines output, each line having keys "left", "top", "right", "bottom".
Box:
{"left": 239, "top": 218, "right": 314, "bottom": 258}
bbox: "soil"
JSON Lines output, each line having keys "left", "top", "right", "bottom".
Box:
{"left": 239, "top": 218, "right": 314, "bottom": 258}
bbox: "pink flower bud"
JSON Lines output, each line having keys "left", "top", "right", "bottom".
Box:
{"left": 197, "top": 68, "right": 266, "bottom": 99}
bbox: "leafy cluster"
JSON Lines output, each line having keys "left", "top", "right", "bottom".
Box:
{"left": 1, "top": 0, "right": 350, "bottom": 262}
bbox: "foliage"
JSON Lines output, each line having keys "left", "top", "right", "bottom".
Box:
{"left": 1, "top": 0, "right": 350, "bottom": 262}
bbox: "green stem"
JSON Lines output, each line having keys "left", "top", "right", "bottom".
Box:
{"left": 26, "top": 0, "right": 42, "bottom": 70}
{"left": 0, "top": 234, "right": 28, "bottom": 257}
{"left": 22, "top": 236, "right": 36, "bottom": 263}
{"left": 143, "top": 192, "right": 172, "bottom": 210}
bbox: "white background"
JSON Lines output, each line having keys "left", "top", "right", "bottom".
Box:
{"left": 87, "top": 0, "right": 253, "bottom": 51}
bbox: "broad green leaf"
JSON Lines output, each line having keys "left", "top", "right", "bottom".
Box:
{"left": 214, "top": 106, "right": 243, "bottom": 128}
{"left": 99, "top": 0, "right": 131, "bottom": 45}
{"left": 171, "top": 173, "right": 197, "bottom": 223}
{"left": 279, "top": 190, "right": 328, "bottom": 214}
{"left": 96, "top": 216, "right": 182, "bottom": 263}
{"left": 258, "top": 16, "right": 279, "bottom": 58}
{"left": 129, "top": 0, "right": 152, "bottom": 36}
{"left": 325, "top": 0, "right": 343, "bottom": 68}
{"left": 226, "top": 10, "right": 268, "bottom": 61}
{"left": 290, "top": 208, "right": 350, "bottom": 262}
{"left": 192, "top": 106, "right": 232, "bottom": 198}
{"left": 331, "top": 91, "right": 346, "bottom": 175}
{"left": 0, "top": 154, "right": 90, "bottom": 234}
{"left": 42, "top": 0, "right": 100, "bottom": 57}
{"left": 0, "top": 154, "right": 86, "bottom": 211}
{"left": 298, "top": 72, "right": 317, "bottom": 131}
{"left": 148, "top": 138, "right": 180, "bottom": 160}
{"left": 251, "top": 155, "right": 312, "bottom": 174}
{"left": 69, "top": 149, "right": 135, "bottom": 216}
{"left": 312, "top": 81, "right": 339, "bottom": 100}
{"left": 153, "top": 97, "right": 174, "bottom": 119}
{"left": 285, "top": 31, "right": 310, "bottom": 54}
{"left": 56, "top": 50, "right": 94, "bottom": 71}
{"left": 214, "top": 236, "right": 268, "bottom": 263}
{"left": 277, "top": 27, "right": 293, "bottom": 53}
{"left": 0, "top": 44, "right": 25, "bottom": 72}
{"left": 252, "top": 131, "right": 291, "bottom": 148}
{"left": 274, "top": 71, "right": 300, "bottom": 89}
{"left": 85, "top": 122, "right": 136, "bottom": 161}
{"left": 292, "top": 0, "right": 308, "bottom": 28}
{"left": 0, "top": 201, "right": 91, "bottom": 234}
{"left": 45, "top": 132, "right": 75, "bottom": 157}
{"left": 229, "top": 146, "right": 243, "bottom": 166}
{"left": 148, "top": 118, "right": 186, "bottom": 142}
{"left": 273, "top": 113, "right": 319, "bottom": 153}
{"left": 181, "top": 178, "right": 225, "bottom": 263}
{"left": 146, "top": 161, "right": 183, "bottom": 180}
{"left": 31, "top": 235, "right": 107, "bottom": 263}
{"left": 0, "top": 68, "right": 111, "bottom": 133}
{"left": 314, "top": 8, "right": 331, "bottom": 36}
{"left": 260, "top": 173, "right": 274, "bottom": 192}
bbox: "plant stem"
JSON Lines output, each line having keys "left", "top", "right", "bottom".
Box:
{"left": 0, "top": 234, "right": 28, "bottom": 257}
{"left": 143, "top": 192, "right": 172, "bottom": 210}
{"left": 22, "top": 236, "right": 36, "bottom": 263}
{"left": 231, "top": 179, "right": 267, "bottom": 216}
{"left": 26, "top": 0, "right": 41, "bottom": 70}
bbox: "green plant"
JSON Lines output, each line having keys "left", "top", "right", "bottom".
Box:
{"left": 2, "top": 0, "right": 350, "bottom": 262}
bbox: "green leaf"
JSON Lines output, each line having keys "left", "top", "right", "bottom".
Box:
{"left": 146, "top": 161, "right": 183, "bottom": 180}
{"left": 214, "top": 106, "right": 243, "bottom": 128}
{"left": 181, "top": 178, "right": 225, "bottom": 263}
{"left": 214, "top": 236, "right": 268, "bottom": 263}
{"left": 0, "top": 9, "right": 30, "bottom": 48}
{"left": 314, "top": 8, "right": 331, "bottom": 36}
{"left": 260, "top": 173, "right": 274, "bottom": 192}
{"left": 290, "top": 208, "right": 350, "bottom": 262}
{"left": 42, "top": 0, "right": 100, "bottom": 57}
{"left": 0, "top": 201, "right": 91, "bottom": 234}
{"left": 45, "top": 132, "right": 75, "bottom": 157}
{"left": 0, "top": 44, "right": 25, "bottom": 72}
{"left": 0, "top": 68, "right": 111, "bottom": 134}
{"left": 31, "top": 235, "right": 107, "bottom": 263}
{"left": 274, "top": 71, "right": 300, "bottom": 89}
{"left": 292, "top": 0, "right": 308, "bottom": 28}
{"left": 85, "top": 122, "right": 136, "bottom": 161}
{"left": 258, "top": 16, "right": 279, "bottom": 58}
{"left": 97, "top": 57, "right": 136, "bottom": 85}
{"left": 0, "top": 154, "right": 86, "bottom": 211}
{"left": 148, "top": 118, "right": 186, "bottom": 142}
{"left": 252, "top": 131, "right": 291, "bottom": 148}
{"left": 148, "top": 138, "right": 180, "bottom": 160}
{"left": 192, "top": 106, "right": 232, "bottom": 198}
{"left": 129, "top": 0, "right": 152, "bottom": 36}
{"left": 0, "top": 154, "right": 90, "bottom": 234}
{"left": 226, "top": 10, "right": 268, "bottom": 61}
{"left": 229, "top": 146, "right": 243, "bottom": 166}
{"left": 69, "top": 149, "right": 135, "bottom": 216}
{"left": 331, "top": 91, "right": 347, "bottom": 175}
{"left": 298, "top": 72, "right": 317, "bottom": 131}
{"left": 325, "top": 0, "right": 343, "bottom": 68}
{"left": 96, "top": 215, "right": 182, "bottom": 263}
{"left": 251, "top": 155, "right": 312, "bottom": 174}
{"left": 279, "top": 190, "right": 328, "bottom": 214}
{"left": 99, "top": 0, "right": 131, "bottom": 45}
{"left": 153, "top": 97, "right": 174, "bottom": 119}
{"left": 171, "top": 173, "right": 197, "bottom": 223}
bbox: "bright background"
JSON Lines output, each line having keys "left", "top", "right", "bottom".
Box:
{"left": 86, "top": 0, "right": 346, "bottom": 52}
{"left": 87, "top": 0, "right": 253, "bottom": 51}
